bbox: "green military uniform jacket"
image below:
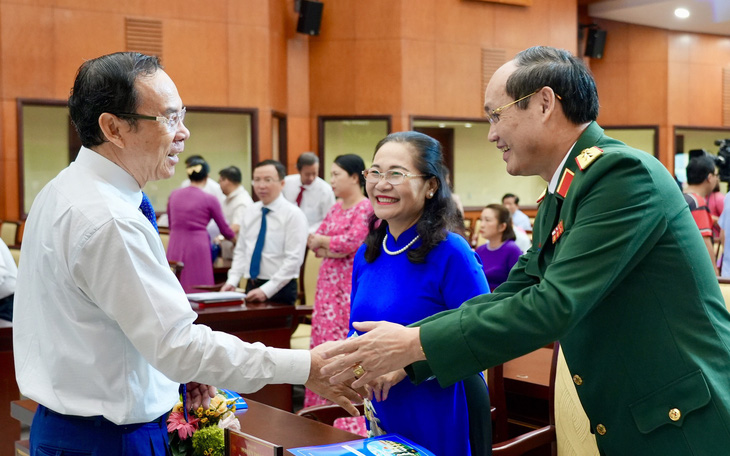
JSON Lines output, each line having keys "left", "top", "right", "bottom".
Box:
{"left": 409, "top": 122, "right": 730, "bottom": 455}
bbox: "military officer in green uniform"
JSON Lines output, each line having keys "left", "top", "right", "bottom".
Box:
{"left": 321, "top": 46, "right": 730, "bottom": 455}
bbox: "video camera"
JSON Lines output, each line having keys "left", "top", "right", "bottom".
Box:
{"left": 716, "top": 140, "right": 730, "bottom": 183}
{"left": 689, "top": 140, "right": 730, "bottom": 183}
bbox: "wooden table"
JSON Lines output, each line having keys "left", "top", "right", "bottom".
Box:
{"left": 502, "top": 347, "right": 554, "bottom": 432}
{"left": 11, "top": 399, "right": 361, "bottom": 456}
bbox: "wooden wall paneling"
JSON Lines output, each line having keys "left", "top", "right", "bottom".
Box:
{"left": 286, "top": 116, "right": 312, "bottom": 172}
{"left": 431, "top": 0, "right": 495, "bottom": 46}
{"left": 228, "top": 0, "right": 271, "bottom": 27}
{"left": 227, "top": 24, "right": 271, "bottom": 107}
{"left": 627, "top": 24, "right": 667, "bottom": 63}
{"left": 268, "top": 16, "right": 290, "bottom": 111}
{"left": 287, "top": 37, "right": 311, "bottom": 118}
{"left": 1, "top": 101, "right": 18, "bottom": 220}
{"left": 353, "top": 0, "right": 402, "bottom": 40}
{"left": 627, "top": 60, "right": 667, "bottom": 124}
{"left": 482, "top": 47, "right": 507, "bottom": 112}
{"left": 402, "top": 39, "right": 436, "bottom": 115}
{"left": 689, "top": 63, "right": 723, "bottom": 127}
{"left": 547, "top": 0, "right": 579, "bottom": 53}
{"left": 1, "top": 4, "right": 55, "bottom": 99}
{"left": 125, "top": 18, "right": 163, "bottom": 58}
{"left": 164, "top": 18, "right": 229, "bottom": 106}
{"left": 590, "top": 19, "right": 629, "bottom": 65}
{"left": 400, "top": 0, "right": 436, "bottom": 42}
{"left": 315, "top": 0, "right": 356, "bottom": 40}
{"left": 593, "top": 61, "right": 631, "bottom": 125}
{"left": 142, "top": 0, "right": 229, "bottom": 22}
{"left": 667, "top": 61, "right": 690, "bottom": 126}
{"left": 51, "top": 9, "right": 126, "bottom": 98}
{"left": 658, "top": 125, "right": 673, "bottom": 171}
{"left": 309, "top": 39, "right": 358, "bottom": 113}
{"left": 354, "top": 40, "right": 403, "bottom": 113}
{"left": 434, "top": 42, "right": 483, "bottom": 117}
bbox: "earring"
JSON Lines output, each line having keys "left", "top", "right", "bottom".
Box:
{"left": 428, "top": 192, "right": 434, "bottom": 198}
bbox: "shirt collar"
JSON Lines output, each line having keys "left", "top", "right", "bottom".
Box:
{"left": 227, "top": 186, "right": 243, "bottom": 201}
{"left": 548, "top": 141, "right": 577, "bottom": 194}
{"left": 262, "top": 193, "right": 287, "bottom": 211}
{"left": 74, "top": 146, "right": 143, "bottom": 206}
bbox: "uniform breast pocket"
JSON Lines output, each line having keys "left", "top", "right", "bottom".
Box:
{"left": 629, "top": 369, "right": 711, "bottom": 434}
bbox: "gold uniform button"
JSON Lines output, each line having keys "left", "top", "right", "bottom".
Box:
{"left": 596, "top": 424, "right": 607, "bottom": 435}
{"left": 572, "top": 374, "right": 583, "bottom": 386}
{"left": 669, "top": 408, "right": 681, "bottom": 421}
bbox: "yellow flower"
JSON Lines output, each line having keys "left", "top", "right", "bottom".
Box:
{"left": 172, "top": 402, "right": 184, "bottom": 413}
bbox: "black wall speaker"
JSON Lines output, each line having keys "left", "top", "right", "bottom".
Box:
{"left": 297, "top": 1, "right": 323, "bottom": 36}
{"left": 585, "top": 29, "right": 607, "bottom": 59}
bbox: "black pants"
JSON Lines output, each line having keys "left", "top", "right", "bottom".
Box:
{"left": 246, "top": 278, "right": 298, "bottom": 305}
{"left": 0, "top": 294, "right": 13, "bottom": 322}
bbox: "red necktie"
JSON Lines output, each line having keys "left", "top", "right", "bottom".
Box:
{"left": 296, "top": 186, "right": 305, "bottom": 207}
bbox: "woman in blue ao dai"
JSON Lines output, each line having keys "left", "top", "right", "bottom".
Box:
{"left": 349, "top": 131, "right": 491, "bottom": 456}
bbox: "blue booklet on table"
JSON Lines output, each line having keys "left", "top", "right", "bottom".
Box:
{"left": 289, "top": 434, "right": 436, "bottom": 455}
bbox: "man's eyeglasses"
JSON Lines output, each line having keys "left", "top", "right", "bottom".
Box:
{"left": 362, "top": 168, "right": 427, "bottom": 186}
{"left": 116, "top": 107, "right": 186, "bottom": 131}
{"left": 485, "top": 90, "right": 562, "bottom": 125}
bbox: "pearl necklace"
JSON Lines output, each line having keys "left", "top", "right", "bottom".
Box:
{"left": 382, "top": 233, "right": 421, "bottom": 255}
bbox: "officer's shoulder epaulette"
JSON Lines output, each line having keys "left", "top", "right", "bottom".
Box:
{"left": 536, "top": 188, "right": 547, "bottom": 205}
{"left": 575, "top": 146, "right": 603, "bottom": 171}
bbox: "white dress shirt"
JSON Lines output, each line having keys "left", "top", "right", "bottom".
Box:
{"left": 282, "top": 174, "right": 335, "bottom": 233}
{"left": 223, "top": 185, "right": 254, "bottom": 227}
{"left": 226, "top": 194, "right": 308, "bottom": 297}
{"left": 0, "top": 240, "right": 16, "bottom": 300}
{"left": 511, "top": 209, "right": 532, "bottom": 231}
{"left": 14, "top": 147, "right": 309, "bottom": 425}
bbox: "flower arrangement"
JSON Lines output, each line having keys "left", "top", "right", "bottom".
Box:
{"left": 167, "top": 390, "right": 242, "bottom": 456}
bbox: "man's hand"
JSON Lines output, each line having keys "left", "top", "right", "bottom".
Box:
{"left": 320, "top": 321, "right": 425, "bottom": 389}
{"left": 220, "top": 283, "right": 236, "bottom": 292}
{"left": 367, "top": 369, "right": 407, "bottom": 402}
{"left": 185, "top": 382, "right": 217, "bottom": 411}
{"left": 306, "top": 343, "right": 366, "bottom": 416}
{"left": 246, "top": 288, "right": 267, "bottom": 302}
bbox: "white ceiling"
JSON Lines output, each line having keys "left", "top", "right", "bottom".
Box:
{"left": 588, "top": 0, "right": 730, "bottom": 36}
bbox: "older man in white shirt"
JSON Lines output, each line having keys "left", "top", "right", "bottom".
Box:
{"left": 222, "top": 160, "right": 308, "bottom": 305}
{"left": 283, "top": 152, "right": 335, "bottom": 233}
{"left": 13, "top": 52, "right": 360, "bottom": 455}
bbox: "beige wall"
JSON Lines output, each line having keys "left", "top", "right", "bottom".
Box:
{"left": 322, "top": 120, "right": 388, "bottom": 180}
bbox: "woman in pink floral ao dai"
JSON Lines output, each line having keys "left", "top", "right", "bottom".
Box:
{"left": 304, "top": 154, "right": 373, "bottom": 435}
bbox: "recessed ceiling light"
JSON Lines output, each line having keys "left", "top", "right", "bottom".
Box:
{"left": 438, "top": 123, "right": 446, "bottom": 128}
{"left": 465, "top": 123, "right": 472, "bottom": 128}
{"left": 675, "top": 8, "right": 690, "bottom": 19}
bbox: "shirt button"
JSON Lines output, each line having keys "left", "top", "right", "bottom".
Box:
{"left": 572, "top": 374, "right": 583, "bottom": 386}
{"left": 669, "top": 408, "right": 681, "bottom": 422}
{"left": 596, "top": 424, "right": 607, "bottom": 435}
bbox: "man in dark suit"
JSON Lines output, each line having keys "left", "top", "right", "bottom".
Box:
{"left": 322, "top": 46, "right": 730, "bottom": 455}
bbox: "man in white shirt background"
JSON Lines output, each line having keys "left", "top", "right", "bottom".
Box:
{"left": 283, "top": 152, "right": 335, "bottom": 233}
{"left": 13, "top": 52, "right": 361, "bottom": 455}
{"left": 217, "top": 165, "right": 254, "bottom": 261}
{"left": 502, "top": 192, "right": 532, "bottom": 231}
{"left": 221, "top": 160, "right": 308, "bottom": 305}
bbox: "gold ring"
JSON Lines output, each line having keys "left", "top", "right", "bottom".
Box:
{"left": 353, "top": 364, "right": 365, "bottom": 378}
